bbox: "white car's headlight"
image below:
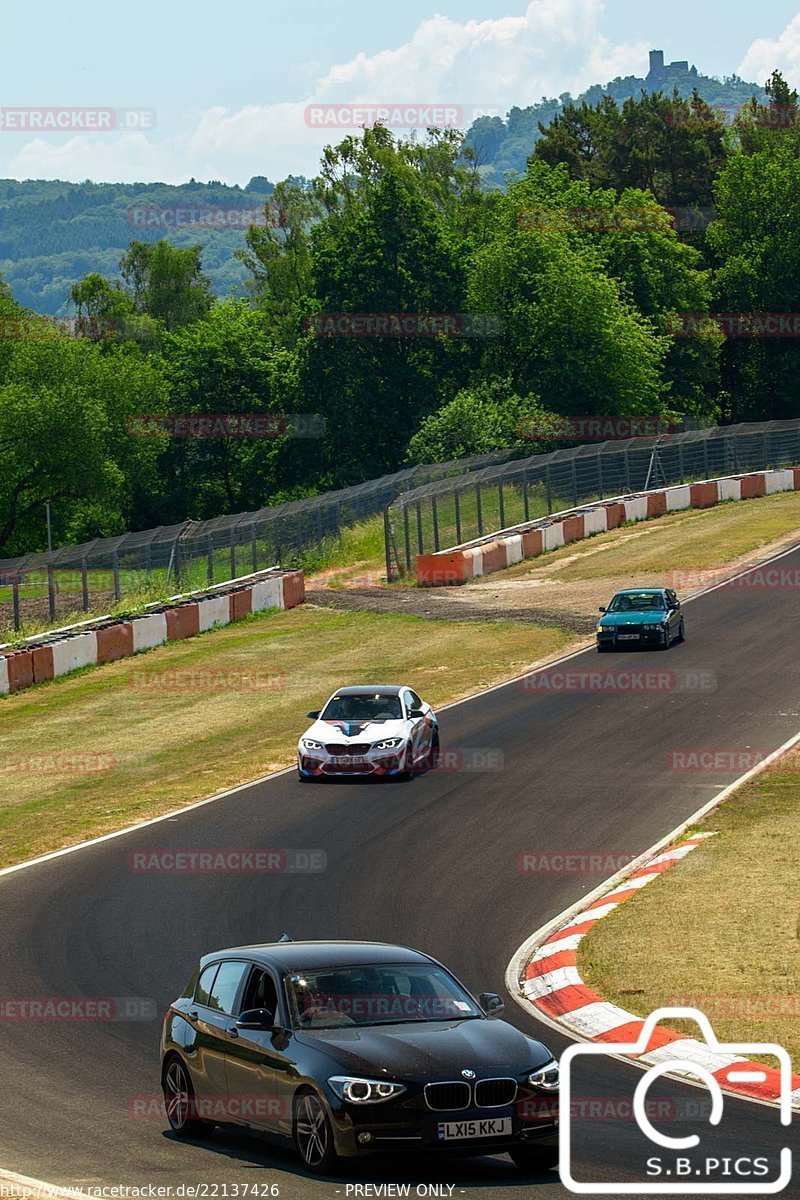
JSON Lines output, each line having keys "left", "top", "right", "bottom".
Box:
{"left": 328, "top": 1076, "right": 406, "bottom": 1104}
{"left": 374, "top": 737, "right": 403, "bottom": 750}
{"left": 302, "top": 738, "right": 324, "bottom": 751}
{"left": 528, "top": 1059, "right": 560, "bottom": 1091}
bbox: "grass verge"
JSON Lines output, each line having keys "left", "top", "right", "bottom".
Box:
{"left": 579, "top": 746, "right": 800, "bottom": 1066}
{"left": 0, "top": 604, "right": 574, "bottom": 869}
{"left": 496, "top": 491, "right": 800, "bottom": 584}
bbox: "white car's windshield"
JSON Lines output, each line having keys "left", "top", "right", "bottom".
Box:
{"left": 321, "top": 693, "right": 403, "bottom": 722}
{"left": 608, "top": 592, "right": 666, "bottom": 613}
{"left": 287, "top": 963, "right": 481, "bottom": 1028}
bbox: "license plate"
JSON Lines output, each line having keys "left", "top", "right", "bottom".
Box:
{"left": 617, "top": 633, "right": 639, "bottom": 640}
{"left": 338, "top": 756, "right": 367, "bottom": 766}
{"left": 437, "top": 1117, "right": 512, "bottom": 1141}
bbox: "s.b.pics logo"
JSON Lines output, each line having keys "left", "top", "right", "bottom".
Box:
{"left": 560, "top": 1008, "right": 793, "bottom": 1194}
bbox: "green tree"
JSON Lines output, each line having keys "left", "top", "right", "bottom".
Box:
{"left": 406, "top": 379, "right": 562, "bottom": 462}
{"left": 120, "top": 240, "right": 213, "bottom": 330}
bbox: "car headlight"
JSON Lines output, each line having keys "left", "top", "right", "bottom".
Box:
{"left": 302, "top": 738, "right": 324, "bottom": 751}
{"left": 328, "top": 1076, "right": 406, "bottom": 1104}
{"left": 528, "top": 1059, "right": 560, "bottom": 1092}
{"left": 596, "top": 624, "right": 605, "bottom": 633}
{"left": 374, "top": 737, "right": 403, "bottom": 750}
{"left": 642, "top": 624, "right": 658, "bottom": 630}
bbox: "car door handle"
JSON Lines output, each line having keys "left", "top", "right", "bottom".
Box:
{"left": 226, "top": 1025, "right": 239, "bottom": 1038}
{"left": 188, "top": 1010, "right": 199, "bottom": 1021}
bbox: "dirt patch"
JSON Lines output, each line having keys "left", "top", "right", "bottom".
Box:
{"left": 306, "top": 587, "right": 595, "bottom": 634}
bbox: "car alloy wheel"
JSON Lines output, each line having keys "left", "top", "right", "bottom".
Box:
{"left": 294, "top": 1090, "right": 336, "bottom": 1172}
{"left": 163, "top": 1057, "right": 213, "bottom": 1139}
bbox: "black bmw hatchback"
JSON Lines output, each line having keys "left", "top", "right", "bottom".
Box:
{"left": 161, "top": 939, "right": 559, "bottom": 1173}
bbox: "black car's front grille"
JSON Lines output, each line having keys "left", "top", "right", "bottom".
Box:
{"left": 424, "top": 1082, "right": 471, "bottom": 1111}
{"left": 475, "top": 1078, "right": 517, "bottom": 1107}
{"left": 326, "top": 743, "right": 371, "bottom": 756}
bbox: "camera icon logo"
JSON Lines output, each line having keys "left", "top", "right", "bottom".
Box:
{"left": 560, "top": 1007, "right": 793, "bottom": 1194}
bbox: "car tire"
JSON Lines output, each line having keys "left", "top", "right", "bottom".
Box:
{"left": 293, "top": 1088, "right": 338, "bottom": 1173}
{"left": 657, "top": 627, "right": 670, "bottom": 650}
{"left": 427, "top": 729, "right": 440, "bottom": 770}
{"left": 677, "top": 618, "right": 685, "bottom": 642}
{"left": 162, "top": 1056, "right": 215, "bottom": 1140}
{"left": 509, "top": 1144, "right": 559, "bottom": 1173}
{"left": 597, "top": 643, "right": 611, "bottom": 653}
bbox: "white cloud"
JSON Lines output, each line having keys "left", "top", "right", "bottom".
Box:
{"left": 738, "top": 13, "right": 800, "bottom": 89}
{"left": 5, "top": 0, "right": 648, "bottom": 185}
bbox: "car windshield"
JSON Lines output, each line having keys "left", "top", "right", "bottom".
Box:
{"left": 286, "top": 963, "right": 482, "bottom": 1029}
{"left": 607, "top": 592, "right": 666, "bottom": 613}
{"left": 321, "top": 693, "right": 403, "bottom": 722}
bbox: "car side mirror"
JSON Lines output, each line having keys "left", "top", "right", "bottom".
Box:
{"left": 409, "top": 708, "right": 425, "bottom": 719}
{"left": 598, "top": 606, "right": 606, "bottom": 613}
{"left": 306, "top": 711, "right": 320, "bottom": 720}
{"left": 236, "top": 1008, "right": 276, "bottom": 1031}
{"left": 479, "top": 992, "right": 504, "bottom": 1018}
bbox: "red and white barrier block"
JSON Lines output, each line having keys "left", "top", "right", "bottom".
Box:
{"left": 0, "top": 568, "right": 305, "bottom": 697}
{"left": 518, "top": 834, "right": 800, "bottom": 1110}
{"left": 417, "top": 468, "right": 800, "bottom": 585}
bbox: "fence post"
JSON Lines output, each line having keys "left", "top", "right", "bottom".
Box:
{"left": 230, "top": 529, "right": 237, "bottom": 581}
{"left": 455, "top": 489, "right": 462, "bottom": 545}
{"left": 523, "top": 474, "right": 530, "bottom": 522}
{"left": 416, "top": 502, "right": 424, "bottom": 555}
{"left": 702, "top": 438, "right": 709, "bottom": 479}
{"left": 206, "top": 534, "right": 214, "bottom": 585}
{"left": 112, "top": 551, "right": 121, "bottom": 601}
{"left": 476, "top": 484, "right": 483, "bottom": 536}
{"left": 678, "top": 443, "right": 685, "bottom": 483}
{"left": 47, "top": 563, "right": 56, "bottom": 622}
{"left": 12, "top": 579, "right": 20, "bottom": 632}
{"left": 432, "top": 495, "right": 440, "bottom": 552}
{"left": 384, "top": 508, "right": 394, "bottom": 582}
{"left": 251, "top": 524, "right": 258, "bottom": 574}
{"left": 81, "top": 558, "right": 89, "bottom": 612}
{"left": 403, "top": 505, "right": 411, "bottom": 573}
{"left": 498, "top": 481, "right": 505, "bottom": 530}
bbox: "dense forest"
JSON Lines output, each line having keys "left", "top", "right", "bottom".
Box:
{"left": 1, "top": 70, "right": 799, "bottom": 558}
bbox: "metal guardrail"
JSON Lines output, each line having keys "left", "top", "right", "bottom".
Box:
{"left": 384, "top": 421, "right": 800, "bottom": 577}
{"left": 0, "top": 447, "right": 520, "bottom": 632}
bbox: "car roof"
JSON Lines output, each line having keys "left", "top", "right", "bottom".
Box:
{"left": 613, "top": 587, "right": 667, "bottom": 594}
{"left": 200, "top": 939, "right": 435, "bottom": 972}
{"left": 328, "top": 685, "right": 406, "bottom": 697}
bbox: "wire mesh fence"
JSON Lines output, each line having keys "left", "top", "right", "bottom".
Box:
{"left": 0, "top": 447, "right": 520, "bottom": 634}
{"left": 385, "top": 421, "right": 800, "bottom": 577}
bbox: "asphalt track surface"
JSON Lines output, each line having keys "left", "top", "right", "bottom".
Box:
{"left": 2, "top": 547, "right": 800, "bottom": 1200}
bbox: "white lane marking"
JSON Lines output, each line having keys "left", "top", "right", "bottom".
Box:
{"left": 531, "top": 932, "right": 585, "bottom": 960}
{"left": 561, "top": 1001, "right": 638, "bottom": 1038}
{"left": 642, "top": 1040, "right": 748, "bottom": 1074}
{"left": 562, "top": 901, "right": 619, "bottom": 928}
{"left": 523, "top": 965, "right": 583, "bottom": 999}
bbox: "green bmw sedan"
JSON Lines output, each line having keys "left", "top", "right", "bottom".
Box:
{"left": 596, "top": 587, "right": 685, "bottom": 652}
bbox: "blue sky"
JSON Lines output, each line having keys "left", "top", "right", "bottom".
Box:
{"left": 3, "top": 0, "right": 800, "bottom": 184}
